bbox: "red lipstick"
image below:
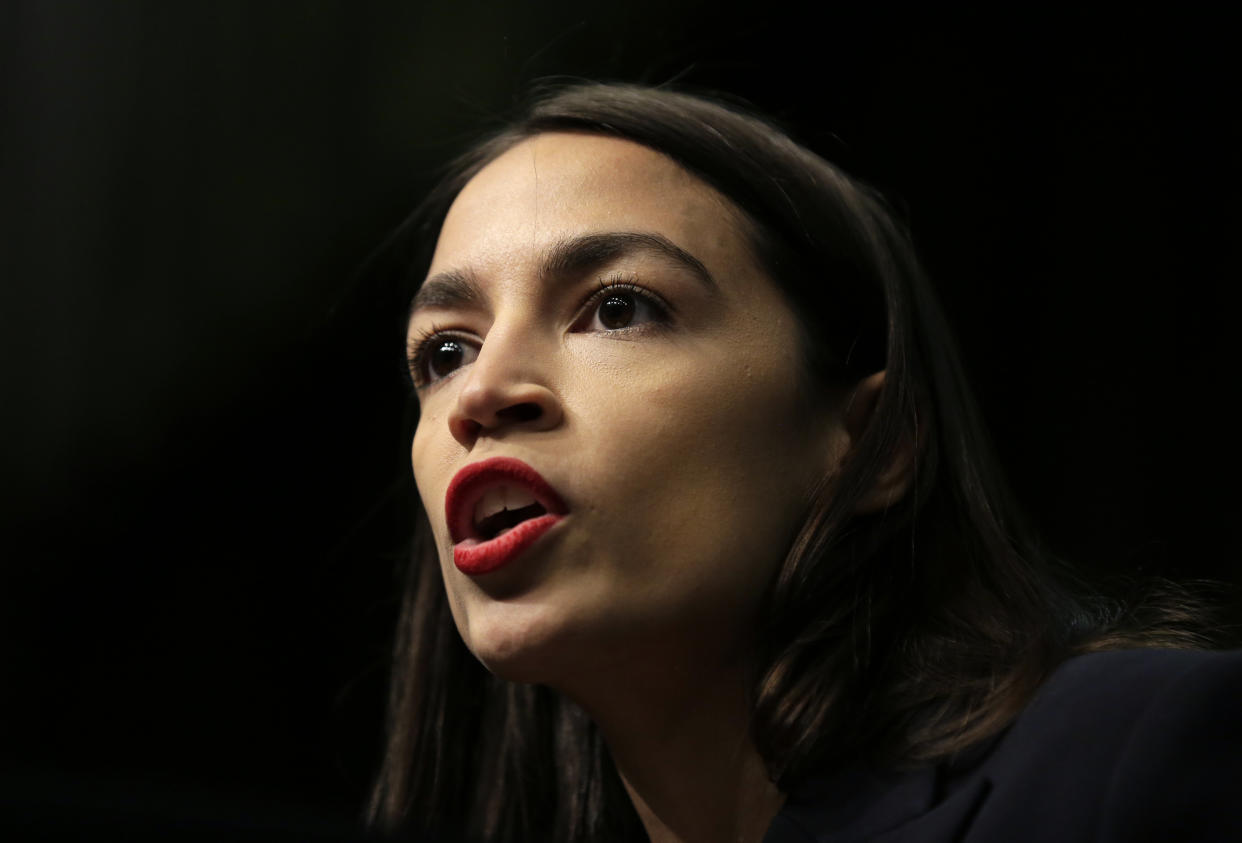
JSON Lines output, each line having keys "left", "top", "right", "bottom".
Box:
{"left": 444, "top": 456, "right": 568, "bottom": 575}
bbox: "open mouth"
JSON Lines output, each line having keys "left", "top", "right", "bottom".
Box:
{"left": 445, "top": 457, "right": 569, "bottom": 574}
{"left": 473, "top": 496, "right": 549, "bottom": 541}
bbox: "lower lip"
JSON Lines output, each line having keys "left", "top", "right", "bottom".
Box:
{"left": 453, "top": 513, "right": 564, "bottom": 575}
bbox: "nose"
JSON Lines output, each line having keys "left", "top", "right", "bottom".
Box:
{"left": 448, "top": 327, "right": 563, "bottom": 449}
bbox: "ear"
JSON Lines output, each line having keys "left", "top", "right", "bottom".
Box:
{"left": 842, "top": 370, "right": 919, "bottom": 514}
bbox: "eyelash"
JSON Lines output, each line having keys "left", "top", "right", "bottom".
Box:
{"left": 405, "top": 275, "right": 672, "bottom": 390}
{"left": 581, "top": 276, "right": 672, "bottom": 330}
{"left": 406, "top": 321, "right": 459, "bottom": 389}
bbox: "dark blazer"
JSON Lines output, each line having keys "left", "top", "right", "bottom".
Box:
{"left": 763, "top": 648, "right": 1242, "bottom": 842}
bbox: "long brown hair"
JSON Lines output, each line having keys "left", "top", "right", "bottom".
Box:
{"left": 367, "top": 82, "right": 1217, "bottom": 841}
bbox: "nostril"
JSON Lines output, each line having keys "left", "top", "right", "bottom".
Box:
{"left": 451, "top": 396, "right": 554, "bottom": 447}
{"left": 497, "top": 403, "right": 542, "bottom": 423}
{"left": 456, "top": 418, "right": 482, "bottom": 442}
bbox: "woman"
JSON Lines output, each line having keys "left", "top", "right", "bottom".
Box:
{"left": 368, "top": 83, "right": 1240, "bottom": 842}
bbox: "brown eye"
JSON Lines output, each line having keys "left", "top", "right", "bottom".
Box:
{"left": 429, "top": 340, "right": 466, "bottom": 378}
{"left": 409, "top": 334, "right": 479, "bottom": 388}
{"left": 598, "top": 294, "right": 636, "bottom": 329}
{"left": 581, "top": 283, "right": 670, "bottom": 333}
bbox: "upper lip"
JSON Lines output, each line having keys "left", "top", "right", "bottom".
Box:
{"left": 445, "top": 456, "right": 569, "bottom": 544}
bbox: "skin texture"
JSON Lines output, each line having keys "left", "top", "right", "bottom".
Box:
{"left": 407, "top": 133, "right": 854, "bottom": 842}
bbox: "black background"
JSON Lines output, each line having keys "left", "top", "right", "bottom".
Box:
{"left": 3, "top": 2, "right": 1238, "bottom": 833}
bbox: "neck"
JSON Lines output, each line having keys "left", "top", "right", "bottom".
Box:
{"left": 560, "top": 646, "right": 785, "bottom": 843}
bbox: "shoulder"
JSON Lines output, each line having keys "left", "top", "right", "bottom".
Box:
{"left": 962, "top": 647, "right": 1242, "bottom": 842}
{"left": 994, "top": 646, "right": 1242, "bottom": 771}
{"left": 766, "top": 648, "right": 1242, "bottom": 843}
{"left": 1022, "top": 645, "right": 1241, "bottom": 716}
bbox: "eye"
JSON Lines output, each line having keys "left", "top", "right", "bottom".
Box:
{"left": 578, "top": 280, "right": 671, "bottom": 333}
{"left": 407, "top": 330, "right": 479, "bottom": 389}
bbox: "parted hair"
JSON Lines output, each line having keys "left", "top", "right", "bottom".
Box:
{"left": 367, "top": 82, "right": 1215, "bottom": 842}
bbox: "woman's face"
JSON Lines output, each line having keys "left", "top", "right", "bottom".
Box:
{"left": 407, "top": 132, "right": 848, "bottom": 688}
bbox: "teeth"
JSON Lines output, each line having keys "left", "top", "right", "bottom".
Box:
{"left": 473, "top": 484, "right": 538, "bottom": 527}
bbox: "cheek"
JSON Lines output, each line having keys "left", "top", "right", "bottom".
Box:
{"left": 410, "top": 409, "right": 453, "bottom": 533}
{"left": 628, "top": 342, "right": 822, "bottom": 489}
{"left": 572, "top": 342, "right": 826, "bottom": 601}
{"left": 410, "top": 416, "right": 480, "bottom": 654}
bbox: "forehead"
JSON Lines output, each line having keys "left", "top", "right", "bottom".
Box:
{"left": 428, "top": 132, "right": 753, "bottom": 280}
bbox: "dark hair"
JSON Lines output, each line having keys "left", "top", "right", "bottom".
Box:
{"left": 368, "top": 82, "right": 1217, "bottom": 842}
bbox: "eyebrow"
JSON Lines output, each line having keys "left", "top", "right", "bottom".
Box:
{"left": 407, "top": 231, "right": 719, "bottom": 319}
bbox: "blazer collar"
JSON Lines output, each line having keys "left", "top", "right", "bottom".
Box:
{"left": 764, "top": 736, "right": 1002, "bottom": 842}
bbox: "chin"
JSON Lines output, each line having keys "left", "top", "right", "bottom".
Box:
{"left": 458, "top": 601, "right": 580, "bottom": 685}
